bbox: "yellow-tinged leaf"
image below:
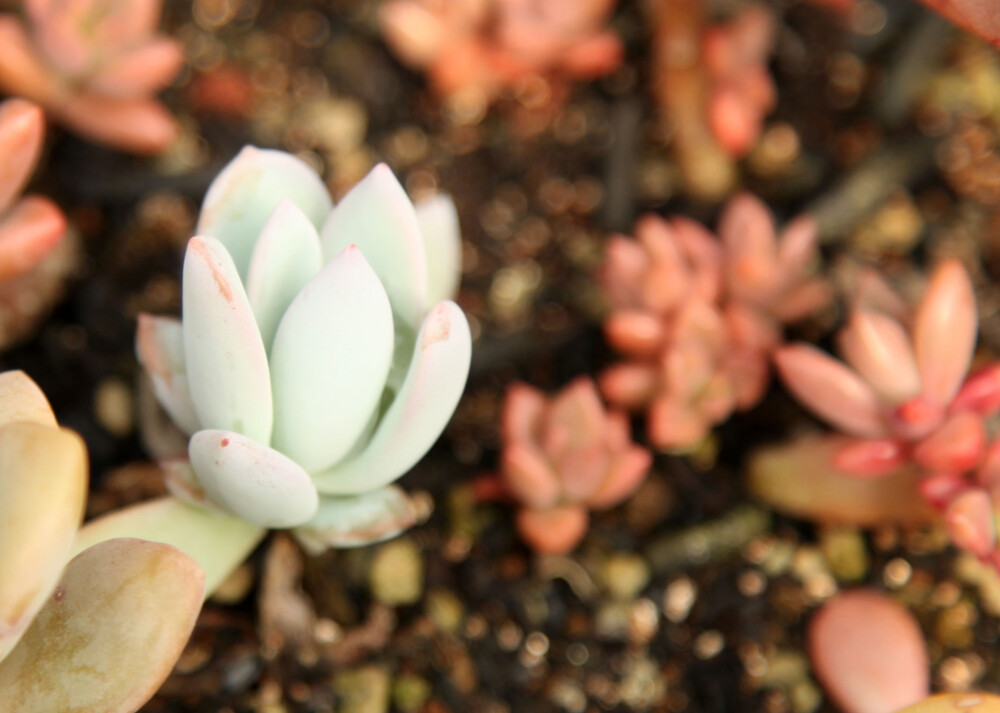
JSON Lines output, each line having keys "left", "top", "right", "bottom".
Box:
{"left": 0, "top": 370, "right": 55, "bottom": 427}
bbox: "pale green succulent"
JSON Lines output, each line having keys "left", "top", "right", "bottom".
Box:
{"left": 77, "top": 147, "right": 471, "bottom": 592}
{"left": 0, "top": 370, "right": 205, "bottom": 713}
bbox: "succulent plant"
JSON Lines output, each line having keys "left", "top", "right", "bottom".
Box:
{"left": 0, "top": 370, "right": 205, "bottom": 713}
{"left": 599, "top": 194, "right": 830, "bottom": 451}
{"left": 494, "top": 377, "right": 651, "bottom": 554}
{"left": 775, "top": 259, "right": 1000, "bottom": 562}
{"left": 897, "top": 694, "right": 1000, "bottom": 713}
{"left": 0, "top": 98, "right": 65, "bottom": 281}
{"left": 82, "top": 147, "right": 470, "bottom": 592}
{"left": 379, "top": 0, "right": 622, "bottom": 122}
{"left": 702, "top": 5, "right": 776, "bottom": 157}
{"left": 0, "top": 0, "right": 183, "bottom": 154}
{"left": 808, "top": 589, "right": 929, "bottom": 713}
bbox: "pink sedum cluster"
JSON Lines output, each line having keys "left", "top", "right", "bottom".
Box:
{"left": 379, "top": 0, "right": 622, "bottom": 113}
{"left": 498, "top": 378, "right": 651, "bottom": 554}
{"left": 0, "top": 99, "right": 65, "bottom": 281}
{"left": 599, "top": 194, "right": 830, "bottom": 451}
{"left": 0, "top": 0, "right": 183, "bottom": 154}
{"left": 702, "top": 5, "right": 776, "bottom": 157}
{"left": 776, "top": 260, "right": 1000, "bottom": 564}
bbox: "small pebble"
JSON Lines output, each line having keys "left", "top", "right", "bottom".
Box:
{"left": 369, "top": 539, "right": 423, "bottom": 606}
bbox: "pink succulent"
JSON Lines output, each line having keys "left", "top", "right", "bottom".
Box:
{"left": 0, "top": 99, "right": 65, "bottom": 280}
{"left": 599, "top": 194, "right": 830, "bottom": 451}
{"left": 776, "top": 259, "right": 1000, "bottom": 563}
{"left": 702, "top": 5, "right": 776, "bottom": 157}
{"left": 0, "top": 0, "right": 184, "bottom": 154}
{"left": 379, "top": 0, "right": 622, "bottom": 116}
{"left": 495, "top": 378, "right": 651, "bottom": 554}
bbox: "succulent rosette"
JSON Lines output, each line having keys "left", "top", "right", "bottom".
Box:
{"left": 132, "top": 147, "right": 470, "bottom": 559}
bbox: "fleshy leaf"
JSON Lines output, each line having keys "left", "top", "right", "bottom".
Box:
{"left": 196, "top": 146, "right": 333, "bottom": 277}
{"left": 136, "top": 314, "right": 200, "bottom": 435}
{"left": 0, "top": 370, "right": 55, "bottom": 427}
{"left": 293, "top": 486, "right": 420, "bottom": 554}
{"left": 269, "top": 245, "right": 394, "bottom": 473}
{"left": 895, "top": 694, "right": 1000, "bottom": 713}
{"left": 73, "top": 496, "right": 265, "bottom": 597}
{"left": 808, "top": 590, "right": 929, "bottom": 713}
{"left": 245, "top": 199, "right": 323, "bottom": 351}
{"left": 319, "top": 164, "right": 428, "bottom": 328}
{"left": 516, "top": 505, "right": 589, "bottom": 555}
{"left": 0, "top": 195, "right": 66, "bottom": 280}
{"left": 182, "top": 236, "right": 273, "bottom": 443}
{"left": 0, "top": 423, "right": 86, "bottom": 661}
{"left": 837, "top": 310, "right": 921, "bottom": 405}
{"left": 87, "top": 37, "right": 184, "bottom": 98}
{"left": 0, "top": 539, "right": 204, "bottom": 713}
{"left": 311, "top": 300, "right": 471, "bottom": 495}
{"left": 747, "top": 434, "right": 936, "bottom": 526}
{"left": 415, "top": 194, "right": 462, "bottom": 308}
{"left": 188, "top": 429, "right": 319, "bottom": 528}
{"left": 0, "top": 99, "right": 44, "bottom": 216}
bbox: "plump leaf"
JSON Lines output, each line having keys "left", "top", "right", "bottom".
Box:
{"left": 294, "top": 486, "right": 420, "bottom": 554}
{"left": 918, "top": 0, "right": 1000, "bottom": 46}
{"left": 196, "top": 146, "right": 333, "bottom": 277}
{"left": 182, "top": 236, "right": 273, "bottom": 443}
{"left": 895, "top": 694, "right": 1000, "bottom": 713}
{"left": 189, "top": 429, "right": 319, "bottom": 528}
{"left": 135, "top": 314, "right": 200, "bottom": 435}
{"left": 270, "top": 245, "right": 394, "bottom": 473}
{"left": 0, "top": 99, "right": 44, "bottom": 216}
{"left": 72, "top": 497, "right": 265, "bottom": 596}
{"left": 0, "top": 423, "right": 86, "bottom": 662}
{"left": 312, "top": 300, "right": 470, "bottom": 494}
{"left": 320, "top": 164, "right": 428, "bottom": 328}
{"left": 245, "top": 199, "right": 323, "bottom": 352}
{"left": 0, "top": 538, "right": 205, "bottom": 713}
{"left": 415, "top": 194, "right": 462, "bottom": 308}
{"left": 0, "top": 370, "right": 55, "bottom": 427}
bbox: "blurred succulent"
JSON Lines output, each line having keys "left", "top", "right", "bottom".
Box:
{"left": 0, "top": 98, "right": 65, "bottom": 281}
{"left": 599, "top": 194, "right": 830, "bottom": 451}
{"left": 775, "top": 260, "right": 1000, "bottom": 562}
{"left": 0, "top": 0, "right": 183, "bottom": 154}
{"left": 702, "top": 5, "right": 776, "bottom": 157}
{"left": 916, "top": 0, "right": 999, "bottom": 47}
{"left": 808, "top": 590, "right": 929, "bottom": 713}
{"left": 379, "top": 0, "right": 622, "bottom": 125}
{"left": 494, "top": 378, "right": 651, "bottom": 554}
{"left": 0, "top": 370, "right": 205, "bottom": 713}
{"left": 82, "top": 147, "right": 469, "bottom": 592}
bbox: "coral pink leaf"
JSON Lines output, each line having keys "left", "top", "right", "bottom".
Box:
{"left": 559, "top": 31, "right": 624, "bottom": 77}
{"left": 516, "top": 505, "right": 589, "bottom": 555}
{"left": 950, "top": 364, "right": 1000, "bottom": 417}
{"left": 499, "top": 443, "right": 562, "bottom": 509}
{"left": 918, "top": 471, "right": 969, "bottom": 509}
{"left": 976, "top": 440, "right": 1000, "bottom": 490}
{"left": 0, "top": 196, "right": 66, "bottom": 280}
{"left": 853, "top": 269, "right": 912, "bottom": 324}
{"left": 912, "top": 411, "right": 986, "bottom": 474}
{"left": 599, "top": 363, "right": 658, "bottom": 410}
{"left": 546, "top": 378, "right": 609, "bottom": 453}
{"left": 554, "top": 445, "right": 611, "bottom": 502}
{"left": 501, "top": 381, "right": 547, "bottom": 443}
{"left": 0, "top": 18, "right": 64, "bottom": 104}
{"left": 770, "top": 278, "right": 834, "bottom": 324}
{"left": 87, "top": 37, "right": 184, "bottom": 98}
{"left": 604, "top": 310, "right": 665, "bottom": 357}
{"left": 709, "top": 86, "right": 759, "bottom": 157}
{"left": 774, "top": 344, "right": 887, "bottom": 438}
{"left": 837, "top": 309, "right": 921, "bottom": 404}
{"left": 378, "top": 0, "right": 448, "bottom": 68}
{"left": 917, "top": 0, "right": 1000, "bottom": 47}
{"left": 719, "top": 193, "right": 779, "bottom": 302}
{"left": 54, "top": 94, "right": 178, "bottom": 155}
{"left": 586, "top": 446, "right": 652, "bottom": 510}
{"left": 913, "top": 259, "right": 977, "bottom": 406}
{"left": 945, "top": 488, "right": 997, "bottom": 558}
{"left": 776, "top": 214, "right": 820, "bottom": 278}
{"left": 809, "top": 590, "right": 929, "bottom": 713}
{"left": 0, "top": 99, "right": 45, "bottom": 216}
{"left": 648, "top": 396, "right": 710, "bottom": 452}
{"left": 832, "top": 438, "right": 908, "bottom": 478}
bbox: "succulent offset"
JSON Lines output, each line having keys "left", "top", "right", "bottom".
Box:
{"left": 0, "top": 0, "right": 183, "bottom": 154}
{"left": 0, "top": 370, "right": 205, "bottom": 713}
{"left": 124, "top": 146, "right": 469, "bottom": 577}
{"left": 775, "top": 259, "right": 1000, "bottom": 562}
{"left": 496, "top": 377, "right": 651, "bottom": 554}
{"left": 599, "top": 193, "right": 830, "bottom": 451}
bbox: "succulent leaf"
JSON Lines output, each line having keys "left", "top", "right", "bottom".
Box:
{"left": 245, "top": 199, "right": 323, "bottom": 351}
{"left": 0, "top": 370, "right": 56, "bottom": 427}
{"left": 269, "top": 245, "right": 395, "bottom": 473}
{"left": 196, "top": 147, "right": 333, "bottom": 277}
{"left": 294, "top": 486, "right": 421, "bottom": 553}
{"left": 0, "top": 422, "right": 87, "bottom": 662}
{"left": 182, "top": 235, "right": 273, "bottom": 443}
{"left": 311, "top": 300, "right": 471, "bottom": 495}
{"left": 136, "top": 314, "right": 200, "bottom": 435}
{"left": 0, "top": 538, "right": 204, "bottom": 713}
{"left": 320, "top": 164, "right": 428, "bottom": 328}
{"left": 414, "top": 194, "right": 462, "bottom": 308}
{"left": 73, "top": 496, "right": 264, "bottom": 597}
{"left": 0, "top": 98, "right": 44, "bottom": 216}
